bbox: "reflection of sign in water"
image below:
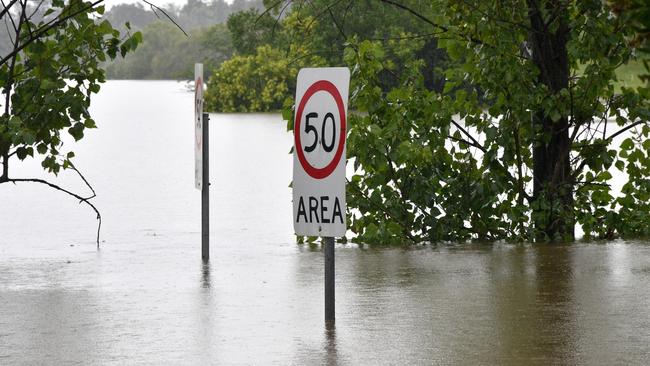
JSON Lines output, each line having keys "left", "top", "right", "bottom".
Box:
{"left": 195, "top": 63, "right": 203, "bottom": 190}
{"left": 292, "top": 68, "right": 350, "bottom": 237}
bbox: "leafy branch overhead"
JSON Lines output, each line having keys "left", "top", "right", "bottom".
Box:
{"left": 0, "top": 0, "right": 142, "bottom": 244}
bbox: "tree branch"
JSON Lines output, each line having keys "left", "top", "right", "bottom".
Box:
{"left": 459, "top": 0, "right": 533, "bottom": 32}
{"left": 1, "top": 177, "right": 102, "bottom": 246}
{"left": 0, "top": 0, "right": 104, "bottom": 68}
{"left": 605, "top": 120, "right": 646, "bottom": 142}
{"left": 326, "top": 0, "right": 347, "bottom": 41}
{"left": 1, "top": 0, "right": 19, "bottom": 35}
{"left": 448, "top": 117, "right": 532, "bottom": 202}
{"left": 450, "top": 118, "right": 486, "bottom": 153}
{"left": 571, "top": 120, "right": 646, "bottom": 180}
{"left": 447, "top": 133, "right": 483, "bottom": 150}
{"left": 141, "top": 0, "right": 187, "bottom": 37}
{"left": 346, "top": 176, "right": 419, "bottom": 243}
{"left": 0, "top": 0, "right": 20, "bottom": 19}
{"left": 378, "top": 0, "right": 451, "bottom": 34}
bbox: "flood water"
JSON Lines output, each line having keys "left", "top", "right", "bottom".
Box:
{"left": 1, "top": 81, "right": 650, "bottom": 365}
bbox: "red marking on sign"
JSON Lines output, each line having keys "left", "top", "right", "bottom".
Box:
{"left": 294, "top": 80, "right": 346, "bottom": 180}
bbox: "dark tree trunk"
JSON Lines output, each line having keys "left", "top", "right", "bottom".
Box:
{"left": 1, "top": 152, "right": 7, "bottom": 181}
{"left": 528, "top": 1, "right": 574, "bottom": 241}
{"left": 417, "top": 37, "right": 447, "bottom": 93}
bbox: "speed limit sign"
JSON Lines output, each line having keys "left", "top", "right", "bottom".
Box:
{"left": 194, "top": 63, "right": 203, "bottom": 191}
{"left": 293, "top": 68, "right": 350, "bottom": 237}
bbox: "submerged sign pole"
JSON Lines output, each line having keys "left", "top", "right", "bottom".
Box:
{"left": 202, "top": 112, "right": 209, "bottom": 261}
{"left": 324, "top": 236, "right": 335, "bottom": 321}
{"left": 292, "top": 67, "right": 350, "bottom": 322}
{"left": 195, "top": 63, "right": 209, "bottom": 261}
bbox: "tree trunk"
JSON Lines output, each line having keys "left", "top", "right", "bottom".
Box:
{"left": 528, "top": 1, "right": 574, "bottom": 241}
{"left": 1, "top": 152, "right": 7, "bottom": 181}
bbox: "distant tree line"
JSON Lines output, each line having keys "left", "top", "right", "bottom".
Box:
{"left": 103, "top": 0, "right": 264, "bottom": 31}
{"left": 103, "top": 0, "right": 263, "bottom": 79}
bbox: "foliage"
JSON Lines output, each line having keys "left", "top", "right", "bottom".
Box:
{"left": 102, "top": 0, "right": 265, "bottom": 32}
{"left": 283, "top": 0, "right": 650, "bottom": 243}
{"left": 102, "top": 0, "right": 263, "bottom": 80}
{"left": 1, "top": 0, "right": 141, "bottom": 175}
{"left": 204, "top": 44, "right": 325, "bottom": 112}
{"left": 205, "top": 13, "right": 326, "bottom": 112}
{"left": 206, "top": 0, "right": 446, "bottom": 112}
{"left": 106, "top": 21, "right": 232, "bottom": 80}
{"left": 169, "top": 0, "right": 264, "bottom": 31}
{"left": 262, "top": 0, "right": 431, "bottom": 65}
{"left": 624, "top": 0, "right": 650, "bottom": 83}
{"left": 0, "top": 0, "right": 141, "bottom": 243}
{"left": 227, "top": 8, "right": 284, "bottom": 56}
{"left": 102, "top": 2, "right": 157, "bottom": 32}
{"left": 259, "top": 0, "right": 450, "bottom": 91}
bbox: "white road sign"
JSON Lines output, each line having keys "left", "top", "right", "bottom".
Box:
{"left": 194, "top": 63, "right": 203, "bottom": 190}
{"left": 293, "top": 67, "right": 350, "bottom": 237}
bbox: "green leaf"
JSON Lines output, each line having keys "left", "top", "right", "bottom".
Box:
{"left": 36, "top": 143, "right": 48, "bottom": 154}
{"left": 621, "top": 138, "right": 635, "bottom": 150}
{"left": 16, "top": 147, "right": 28, "bottom": 160}
{"left": 599, "top": 171, "right": 613, "bottom": 181}
{"left": 84, "top": 118, "right": 97, "bottom": 128}
{"left": 615, "top": 160, "right": 625, "bottom": 171}
{"left": 22, "top": 131, "right": 36, "bottom": 145}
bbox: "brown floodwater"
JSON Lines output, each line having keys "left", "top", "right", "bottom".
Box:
{"left": 1, "top": 81, "right": 649, "bottom": 365}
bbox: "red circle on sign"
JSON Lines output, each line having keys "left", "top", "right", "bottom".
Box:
{"left": 294, "top": 80, "right": 346, "bottom": 179}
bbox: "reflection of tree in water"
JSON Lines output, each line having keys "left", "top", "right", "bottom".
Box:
{"left": 488, "top": 245, "right": 577, "bottom": 365}
{"left": 290, "top": 244, "right": 585, "bottom": 364}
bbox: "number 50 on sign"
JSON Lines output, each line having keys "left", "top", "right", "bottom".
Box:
{"left": 293, "top": 68, "right": 350, "bottom": 237}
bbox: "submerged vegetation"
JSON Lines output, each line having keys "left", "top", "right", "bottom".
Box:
{"left": 3, "top": 0, "right": 649, "bottom": 245}
{"left": 257, "top": 1, "right": 650, "bottom": 244}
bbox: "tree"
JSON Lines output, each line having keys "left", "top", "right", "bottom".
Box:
{"left": 101, "top": 0, "right": 266, "bottom": 34}
{"left": 205, "top": 44, "right": 325, "bottom": 112}
{"left": 260, "top": 0, "right": 445, "bottom": 91}
{"left": 0, "top": 0, "right": 141, "bottom": 244}
{"left": 611, "top": 0, "right": 650, "bottom": 83}
{"left": 205, "top": 12, "right": 326, "bottom": 112}
{"left": 106, "top": 21, "right": 213, "bottom": 80}
{"left": 102, "top": 3, "right": 156, "bottom": 32}
{"left": 208, "top": 0, "right": 444, "bottom": 112}
{"left": 283, "top": 0, "right": 650, "bottom": 243}
{"left": 226, "top": 8, "right": 282, "bottom": 56}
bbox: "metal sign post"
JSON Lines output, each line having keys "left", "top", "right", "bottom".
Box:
{"left": 202, "top": 113, "right": 209, "bottom": 261}
{"left": 324, "top": 236, "right": 335, "bottom": 322}
{"left": 292, "top": 68, "right": 350, "bottom": 323}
